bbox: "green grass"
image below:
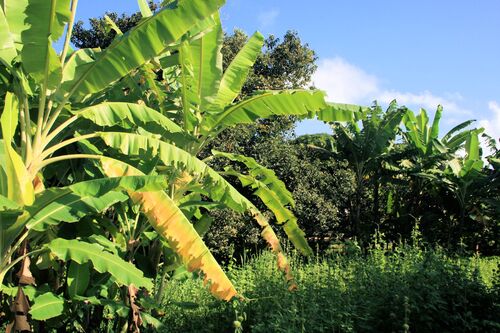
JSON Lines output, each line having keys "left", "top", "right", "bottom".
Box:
{"left": 159, "top": 243, "right": 500, "bottom": 333}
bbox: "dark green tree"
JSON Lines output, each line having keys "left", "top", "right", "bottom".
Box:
{"left": 71, "top": 3, "right": 159, "bottom": 49}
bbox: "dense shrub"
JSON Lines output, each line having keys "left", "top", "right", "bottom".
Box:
{"left": 160, "top": 243, "right": 500, "bottom": 332}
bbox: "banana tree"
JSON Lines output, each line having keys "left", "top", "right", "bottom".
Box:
{"left": 414, "top": 128, "right": 499, "bottom": 248}
{"left": 0, "top": 0, "right": 262, "bottom": 329}
{"left": 401, "top": 106, "right": 475, "bottom": 169}
{"left": 442, "top": 129, "right": 486, "bottom": 223}
{"left": 90, "top": 13, "right": 362, "bottom": 288}
{"left": 326, "top": 101, "right": 405, "bottom": 238}
{"left": 387, "top": 106, "right": 478, "bottom": 230}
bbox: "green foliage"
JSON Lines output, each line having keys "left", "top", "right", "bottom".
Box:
{"left": 47, "top": 238, "right": 153, "bottom": 290}
{"left": 221, "top": 30, "right": 317, "bottom": 97}
{"left": 160, "top": 243, "right": 500, "bottom": 332}
{"left": 29, "top": 292, "right": 66, "bottom": 321}
{"left": 205, "top": 139, "right": 355, "bottom": 261}
{"left": 1, "top": 2, "right": 346, "bottom": 330}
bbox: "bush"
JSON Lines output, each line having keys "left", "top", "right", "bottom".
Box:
{"left": 160, "top": 244, "right": 500, "bottom": 332}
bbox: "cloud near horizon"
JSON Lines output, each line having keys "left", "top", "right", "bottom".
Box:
{"left": 479, "top": 101, "right": 500, "bottom": 141}
{"left": 312, "top": 57, "right": 471, "bottom": 117}
{"left": 311, "top": 57, "right": 498, "bottom": 152}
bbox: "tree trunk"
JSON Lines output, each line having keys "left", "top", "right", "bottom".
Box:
{"left": 373, "top": 167, "right": 380, "bottom": 226}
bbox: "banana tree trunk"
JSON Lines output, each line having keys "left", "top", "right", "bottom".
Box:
{"left": 373, "top": 167, "right": 380, "bottom": 227}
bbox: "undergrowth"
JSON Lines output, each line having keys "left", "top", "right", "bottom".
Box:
{"left": 160, "top": 231, "right": 500, "bottom": 332}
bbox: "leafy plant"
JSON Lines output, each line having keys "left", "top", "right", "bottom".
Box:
{"left": 0, "top": 0, "right": 358, "bottom": 330}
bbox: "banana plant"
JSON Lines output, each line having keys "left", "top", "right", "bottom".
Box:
{"left": 0, "top": 0, "right": 253, "bottom": 329}
{"left": 327, "top": 101, "right": 406, "bottom": 238}
{"left": 384, "top": 106, "right": 479, "bottom": 227}
{"left": 441, "top": 128, "right": 486, "bottom": 224}
{"left": 90, "top": 12, "right": 363, "bottom": 289}
{"left": 400, "top": 106, "right": 475, "bottom": 169}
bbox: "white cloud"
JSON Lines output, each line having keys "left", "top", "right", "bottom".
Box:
{"left": 473, "top": 102, "right": 500, "bottom": 159}
{"left": 308, "top": 56, "right": 500, "bottom": 160}
{"left": 377, "top": 90, "right": 471, "bottom": 116}
{"left": 312, "top": 57, "right": 379, "bottom": 104}
{"left": 479, "top": 101, "right": 500, "bottom": 139}
{"left": 312, "top": 57, "right": 470, "bottom": 117}
{"left": 257, "top": 9, "right": 279, "bottom": 29}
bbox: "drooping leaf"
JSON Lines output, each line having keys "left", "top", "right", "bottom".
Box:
{"left": 442, "top": 119, "right": 475, "bottom": 143}
{"left": 445, "top": 130, "right": 472, "bottom": 152}
{"left": 200, "top": 90, "right": 329, "bottom": 136}
{"left": 101, "top": 159, "right": 237, "bottom": 300}
{"left": 220, "top": 166, "right": 312, "bottom": 256}
{"left": 47, "top": 238, "right": 153, "bottom": 290}
{"left": 213, "top": 150, "right": 294, "bottom": 207}
{"left": 97, "top": 131, "right": 250, "bottom": 212}
{"left": 98, "top": 137, "right": 299, "bottom": 284}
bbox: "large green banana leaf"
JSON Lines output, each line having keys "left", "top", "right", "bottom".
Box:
{"left": 21, "top": 0, "right": 71, "bottom": 88}
{"left": 96, "top": 131, "right": 250, "bottom": 212}
{"left": 207, "top": 31, "right": 264, "bottom": 111}
{"left": 315, "top": 102, "right": 366, "bottom": 122}
{"left": 0, "top": 7, "right": 16, "bottom": 64}
{"left": 0, "top": 0, "right": 28, "bottom": 49}
{"left": 442, "top": 120, "right": 475, "bottom": 143}
{"left": 200, "top": 90, "right": 329, "bottom": 136}
{"left": 67, "top": 261, "right": 90, "bottom": 298}
{"left": 62, "top": 0, "right": 223, "bottom": 102}
{"left": 73, "top": 102, "right": 194, "bottom": 146}
{"left": 29, "top": 292, "right": 65, "bottom": 321}
{"left": 189, "top": 14, "right": 223, "bottom": 110}
{"left": 47, "top": 238, "right": 153, "bottom": 289}
{"left": 428, "top": 105, "right": 443, "bottom": 145}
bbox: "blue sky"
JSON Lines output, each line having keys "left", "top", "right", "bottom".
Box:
{"left": 74, "top": 1, "right": 500, "bottom": 140}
